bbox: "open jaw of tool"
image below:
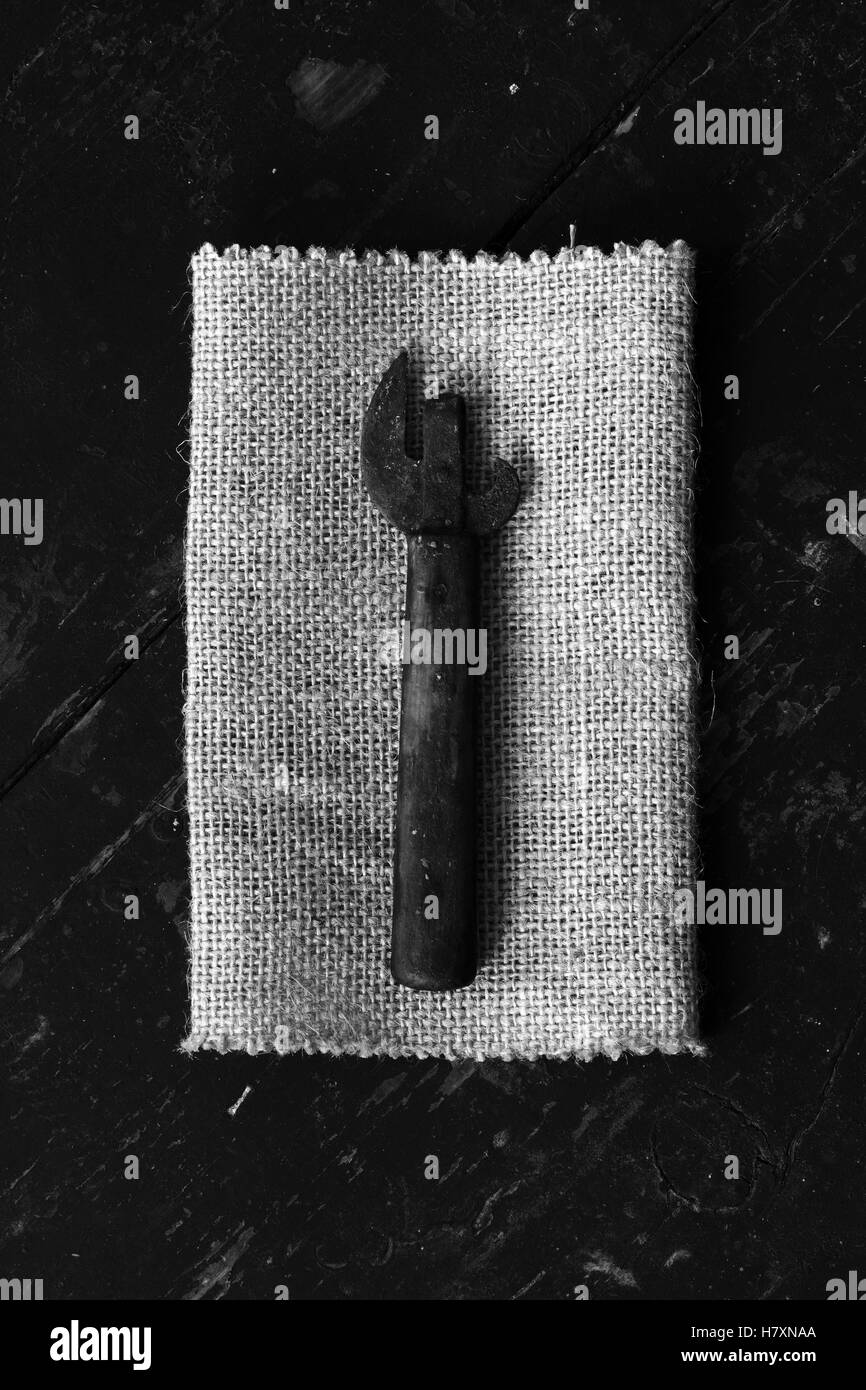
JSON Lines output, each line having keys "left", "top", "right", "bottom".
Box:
{"left": 360, "top": 351, "right": 520, "bottom": 537}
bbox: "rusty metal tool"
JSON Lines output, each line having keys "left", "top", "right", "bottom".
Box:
{"left": 361, "top": 352, "right": 520, "bottom": 990}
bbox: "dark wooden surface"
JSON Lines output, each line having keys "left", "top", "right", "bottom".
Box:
{"left": 1, "top": 0, "right": 864, "bottom": 1301}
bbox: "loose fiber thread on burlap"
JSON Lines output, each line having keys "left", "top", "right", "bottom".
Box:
{"left": 183, "top": 241, "right": 703, "bottom": 1061}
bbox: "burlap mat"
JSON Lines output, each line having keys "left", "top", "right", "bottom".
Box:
{"left": 183, "top": 242, "right": 702, "bottom": 1061}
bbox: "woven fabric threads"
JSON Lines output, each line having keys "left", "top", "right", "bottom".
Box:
{"left": 183, "top": 242, "right": 702, "bottom": 1061}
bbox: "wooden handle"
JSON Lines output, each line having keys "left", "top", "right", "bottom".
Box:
{"left": 391, "top": 532, "right": 479, "bottom": 990}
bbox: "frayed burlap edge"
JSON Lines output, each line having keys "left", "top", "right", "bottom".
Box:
{"left": 181, "top": 1032, "right": 707, "bottom": 1061}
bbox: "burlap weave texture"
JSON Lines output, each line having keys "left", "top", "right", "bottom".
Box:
{"left": 184, "top": 241, "right": 701, "bottom": 1060}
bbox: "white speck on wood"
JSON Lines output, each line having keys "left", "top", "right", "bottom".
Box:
{"left": 228, "top": 1085, "right": 252, "bottom": 1117}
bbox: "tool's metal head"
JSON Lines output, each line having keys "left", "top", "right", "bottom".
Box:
{"left": 361, "top": 352, "right": 520, "bottom": 536}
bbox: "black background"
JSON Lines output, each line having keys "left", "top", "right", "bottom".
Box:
{"left": 1, "top": 0, "right": 864, "bottom": 1301}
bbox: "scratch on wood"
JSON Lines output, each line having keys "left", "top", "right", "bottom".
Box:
{"left": 183, "top": 1226, "right": 256, "bottom": 1301}
{"left": 289, "top": 58, "right": 387, "bottom": 131}
{"left": 512, "top": 1269, "right": 546, "bottom": 1299}
{"left": 0, "top": 771, "right": 185, "bottom": 968}
{"left": 583, "top": 1253, "right": 639, "bottom": 1289}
